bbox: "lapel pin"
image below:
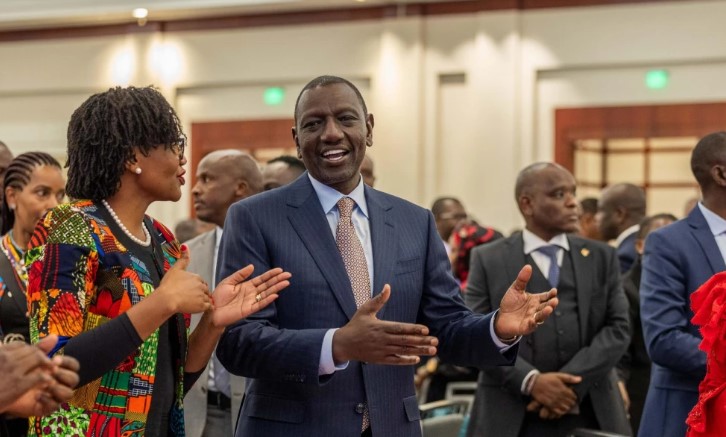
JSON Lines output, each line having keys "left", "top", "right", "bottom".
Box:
{"left": 580, "top": 248, "right": 590, "bottom": 257}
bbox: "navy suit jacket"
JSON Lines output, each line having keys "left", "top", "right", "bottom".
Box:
{"left": 639, "top": 206, "right": 724, "bottom": 437}
{"left": 215, "top": 174, "right": 517, "bottom": 437}
{"left": 617, "top": 232, "right": 638, "bottom": 274}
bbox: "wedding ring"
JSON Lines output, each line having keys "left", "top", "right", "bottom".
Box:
{"left": 255, "top": 293, "right": 262, "bottom": 303}
{"left": 536, "top": 320, "right": 544, "bottom": 326}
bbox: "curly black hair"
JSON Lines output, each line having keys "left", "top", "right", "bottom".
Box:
{"left": 65, "top": 86, "right": 186, "bottom": 201}
{"left": 1, "top": 152, "right": 62, "bottom": 235}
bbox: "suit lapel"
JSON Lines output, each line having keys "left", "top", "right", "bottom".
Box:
{"left": 497, "top": 233, "right": 526, "bottom": 305}
{"left": 199, "top": 231, "right": 216, "bottom": 286}
{"left": 366, "top": 187, "right": 395, "bottom": 319}
{"left": 568, "top": 236, "right": 591, "bottom": 345}
{"left": 286, "top": 176, "right": 358, "bottom": 320}
{"left": 688, "top": 207, "right": 726, "bottom": 273}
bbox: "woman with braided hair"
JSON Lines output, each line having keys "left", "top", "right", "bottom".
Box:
{"left": 0, "top": 152, "right": 65, "bottom": 436}
{"left": 27, "top": 86, "right": 291, "bottom": 436}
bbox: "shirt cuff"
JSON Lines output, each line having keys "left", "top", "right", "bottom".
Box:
{"left": 521, "top": 369, "right": 540, "bottom": 395}
{"left": 490, "top": 310, "right": 521, "bottom": 351}
{"left": 319, "top": 328, "right": 349, "bottom": 376}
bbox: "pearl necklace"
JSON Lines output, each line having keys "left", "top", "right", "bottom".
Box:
{"left": 101, "top": 199, "right": 151, "bottom": 247}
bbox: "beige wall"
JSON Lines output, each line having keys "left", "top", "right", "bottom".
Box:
{"left": 0, "top": 0, "right": 721, "bottom": 230}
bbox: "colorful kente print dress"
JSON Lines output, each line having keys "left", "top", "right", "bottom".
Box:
{"left": 27, "top": 200, "right": 190, "bottom": 436}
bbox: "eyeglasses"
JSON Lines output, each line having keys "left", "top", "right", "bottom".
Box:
{"left": 170, "top": 142, "right": 185, "bottom": 159}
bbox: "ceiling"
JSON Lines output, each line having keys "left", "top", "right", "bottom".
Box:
{"left": 0, "top": 0, "right": 460, "bottom": 30}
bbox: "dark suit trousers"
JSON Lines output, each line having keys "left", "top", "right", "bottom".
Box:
{"left": 519, "top": 396, "right": 598, "bottom": 437}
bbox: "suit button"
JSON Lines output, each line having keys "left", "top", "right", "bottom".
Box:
{"left": 355, "top": 403, "right": 365, "bottom": 414}
{"left": 558, "top": 330, "right": 564, "bottom": 335}
{"left": 555, "top": 311, "right": 562, "bottom": 317}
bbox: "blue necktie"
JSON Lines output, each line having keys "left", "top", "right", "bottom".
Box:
{"left": 536, "top": 245, "right": 560, "bottom": 289}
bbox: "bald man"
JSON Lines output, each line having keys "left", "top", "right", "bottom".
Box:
{"left": 185, "top": 150, "right": 263, "bottom": 437}
{"left": 262, "top": 155, "right": 305, "bottom": 191}
{"left": 639, "top": 132, "right": 726, "bottom": 437}
{"left": 466, "top": 163, "right": 630, "bottom": 437}
{"left": 596, "top": 183, "right": 646, "bottom": 273}
{"left": 360, "top": 154, "right": 376, "bottom": 187}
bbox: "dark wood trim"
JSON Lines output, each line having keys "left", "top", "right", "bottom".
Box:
{"left": 0, "top": 0, "right": 698, "bottom": 43}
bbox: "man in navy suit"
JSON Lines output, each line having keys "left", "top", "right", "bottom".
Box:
{"left": 596, "top": 183, "right": 646, "bottom": 273}
{"left": 638, "top": 132, "right": 726, "bottom": 437}
{"left": 216, "top": 75, "right": 559, "bottom": 437}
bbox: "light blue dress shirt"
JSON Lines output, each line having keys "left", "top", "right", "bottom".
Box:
{"left": 698, "top": 202, "right": 726, "bottom": 263}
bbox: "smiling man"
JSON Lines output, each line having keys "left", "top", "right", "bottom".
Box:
{"left": 216, "top": 76, "right": 559, "bottom": 437}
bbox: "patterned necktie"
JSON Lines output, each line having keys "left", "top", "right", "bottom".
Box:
{"left": 536, "top": 245, "right": 560, "bottom": 289}
{"left": 335, "top": 197, "right": 371, "bottom": 431}
{"left": 336, "top": 197, "right": 371, "bottom": 308}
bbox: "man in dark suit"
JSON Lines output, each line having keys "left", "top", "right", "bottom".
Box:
{"left": 638, "top": 132, "right": 726, "bottom": 437}
{"left": 465, "top": 162, "right": 631, "bottom": 437}
{"left": 215, "top": 75, "right": 559, "bottom": 437}
{"left": 617, "top": 213, "right": 676, "bottom": 434}
{"left": 185, "top": 150, "right": 263, "bottom": 437}
{"left": 596, "top": 183, "right": 646, "bottom": 273}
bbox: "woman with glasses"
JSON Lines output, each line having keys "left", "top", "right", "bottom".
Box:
{"left": 27, "top": 86, "right": 290, "bottom": 436}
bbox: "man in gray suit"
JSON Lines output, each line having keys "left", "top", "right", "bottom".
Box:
{"left": 184, "top": 150, "right": 263, "bottom": 437}
{"left": 465, "top": 162, "right": 631, "bottom": 437}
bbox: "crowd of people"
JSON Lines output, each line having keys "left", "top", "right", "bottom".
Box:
{"left": 0, "top": 76, "right": 725, "bottom": 437}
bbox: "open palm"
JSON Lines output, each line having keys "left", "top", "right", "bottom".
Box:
{"left": 495, "top": 265, "right": 559, "bottom": 339}
{"left": 211, "top": 265, "right": 291, "bottom": 328}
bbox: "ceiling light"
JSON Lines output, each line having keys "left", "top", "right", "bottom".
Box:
{"left": 132, "top": 8, "right": 148, "bottom": 19}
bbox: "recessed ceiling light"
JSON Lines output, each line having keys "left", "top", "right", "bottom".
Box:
{"left": 132, "top": 8, "right": 148, "bottom": 19}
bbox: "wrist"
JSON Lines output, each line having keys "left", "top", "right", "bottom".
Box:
{"left": 148, "top": 290, "right": 177, "bottom": 318}
{"left": 331, "top": 329, "right": 349, "bottom": 364}
{"left": 493, "top": 311, "right": 518, "bottom": 343}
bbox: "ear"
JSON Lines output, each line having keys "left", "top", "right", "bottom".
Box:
{"left": 292, "top": 126, "right": 302, "bottom": 159}
{"left": 124, "top": 153, "right": 139, "bottom": 173}
{"left": 365, "top": 113, "right": 374, "bottom": 147}
{"left": 712, "top": 165, "right": 726, "bottom": 187}
{"left": 4, "top": 185, "right": 17, "bottom": 208}
{"left": 614, "top": 206, "right": 628, "bottom": 224}
{"left": 519, "top": 195, "right": 533, "bottom": 217}
{"left": 235, "top": 179, "right": 248, "bottom": 198}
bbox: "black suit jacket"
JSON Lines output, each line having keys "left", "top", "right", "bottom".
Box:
{"left": 464, "top": 232, "right": 631, "bottom": 437}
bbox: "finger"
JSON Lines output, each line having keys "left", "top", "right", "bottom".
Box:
{"left": 14, "top": 369, "right": 52, "bottom": 394}
{"left": 48, "top": 380, "right": 75, "bottom": 403}
{"left": 540, "top": 288, "right": 558, "bottom": 302}
{"left": 36, "top": 334, "right": 59, "bottom": 355}
{"left": 387, "top": 333, "right": 439, "bottom": 347}
{"left": 511, "top": 265, "right": 533, "bottom": 293}
{"left": 220, "top": 264, "right": 255, "bottom": 287}
{"left": 384, "top": 344, "right": 437, "bottom": 357}
{"left": 253, "top": 282, "right": 289, "bottom": 308}
{"left": 53, "top": 366, "right": 80, "bottom": 389}
{"left": 381, "top": 319, "right": 430, "bottom": 336}
{"left": 358, "top": 284, "right": 391, "bottom": 316}
{"left": 251, "top": 268, "right": 287, "bottom": 287}
{"left": 252, "top": 271, "right": 292, "bottom": 295}
{"left": 173, "top": 244, "right": 191, "bottom": 271}
{"left": 36, "top": 392, "right": 61, "bottom": 416}
{"left": 15, "top": 348, "right": 53, "bottom": 375}
{"left": 534, "top": 304, "right": 556, "bottom": 325}
{"left": 380, "top": 354, "right": 421, "bottom": 366}
{"left": 526, "top": 400, "right": 541, "bottom": 412}
{"left": 555, "top": 373, "right": 582, "bottom": 384}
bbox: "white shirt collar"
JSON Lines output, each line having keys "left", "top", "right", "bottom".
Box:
{"left": 522, "top": 228, "right": 570, "bottom": 255}
{"left": 308, "top": 174, "right": 369, "bottom": 218}
{"left": 615, "top": 224, "right": 640, "bottom": 247}
{"left": 698, "top": 202, "right": 726, "bottom": 237}
{"left": 214, "top": 226, "right": 223, "bottom": 249}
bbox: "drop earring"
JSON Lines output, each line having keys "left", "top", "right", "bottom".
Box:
{"left": 135, "top": 168, "right": 142, "bottom": 175}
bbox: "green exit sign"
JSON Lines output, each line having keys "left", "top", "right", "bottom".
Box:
{"left": 264, "top": 87, "right": 285, "bottom": 106}
{"left": 645, "top": 69, "right": 669, "bottom": 90}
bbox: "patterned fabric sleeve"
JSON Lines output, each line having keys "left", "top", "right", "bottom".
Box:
{"left": 27, "top": 204, "right": 98, "bottom": 354}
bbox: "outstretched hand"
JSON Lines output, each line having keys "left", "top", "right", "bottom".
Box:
{"left": 211, "top": 264, "right": 291, "bottom": 328}
{"left": 332, "top": 285, "right": 438, "bottom": 365}
{"left": 494, "top": 265, "right": 558, "bottom": 339}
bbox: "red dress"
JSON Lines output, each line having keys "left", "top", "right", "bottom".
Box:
{"left": 687, "top": 272, "right": 726, "bottom": 436}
